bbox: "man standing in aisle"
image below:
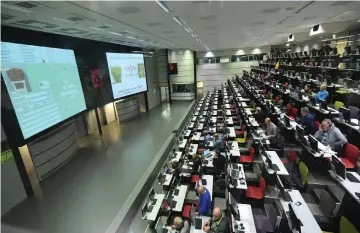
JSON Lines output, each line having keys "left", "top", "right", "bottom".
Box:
{"left": 197, "top": 185, "right": 212, "bottom": 216}
{"left": 202, "top": 207, "right": 228, "bottom": 233}
{"left": 300, "top": 107, "right": 316, "bottom": 135}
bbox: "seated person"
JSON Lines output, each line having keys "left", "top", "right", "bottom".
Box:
{"left": 171, "top": 217, "right": 190, "bottom": 233}
{"left": 191, "top": 154, "right": 202, "bottom": 171}
{"left": 300, "top": 107, "right": 316, "bottom": 135}
{"left": 268, "top": 128, "right": 285, "bottom": 153}
{"left": 264, "top": 118, "right": 278, "bottom": 138}
{"left": 314, "top": 83, "right": 329, "bottom": 103}
{"left": 214, "top": 134, "right": 226, "bottom": 152}
{"left": 254, "top": 107, "right": 266, "bottom": 123}
{"left": 301, "top": 84, "right": 312, "bottom": 96}
{"left": 213, "top": 150, "right": 226, "bottom": 173}
{"left": 202, "top": 207, "right": 229, "bottom": 233}
{"left": 197, "top": 185, "right": 212, "bottom": 216}
{"left": 314, "top": 119, "right": 347, "bottom": 151}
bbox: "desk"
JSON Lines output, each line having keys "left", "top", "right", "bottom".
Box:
{"left": 170, "top": 151, "right": 183, "bottom": 163}
{"left": 303, "top": 136, "right": 335, "bottom": 158}
{"left": 225, "top": 117, "right": 234, "bottom": 126}
{"left": 244, "top": 108, "right": 253, "bottom": 116}
{"left": 144, "top": 193, "right": 165, "bottom": 221}
{"left": 224, "top": 104, "right": 231, "bottom": 109}
{"left": 241, "top": 102, "right": 248, "bottom": 107}
{"left": 237, "top": 97, "right": 251, "bottom": 102}
{"left": 188, "top": 144, "right": 199, "bottom": 156}
{"left": 231, "top": 204, "right": 257, "bottom": 233}
{"left": 185, "top": 130, "right": 192, "bottom": 139}
{"left": 280, "top": 190, "right": 322, "bottom": 233}
{"left": 191, "top": 116, "right": 197, "bottom": 122}
{"left": 225, "top": 110, "right": 232, "bottom": 116}
{"left": 228, "top": 127, "right": 236, "bottom": 138}
{"left": 248, "top": 117, "right": 260, "bottom": 127}
{"left": 163, "top": 173, "right": 174, "bottom": 186}
{"left": 228, "top": 164, "right": 247, "bottom": 190}
{"left": 192, "top": 132, "right": 202, "bottom": 142}
{"left": 190, "top": 216, "right": 211, "bottom": 233}
{"left": 197, "top": 123, "right": 204, "bottom": 131}
{"left": 212, "top": 105, "right": 218, "bottom": 110}
{"left": 209, "top": 126, "right": 217, "bottom": 134}
{"left": 228, "top": 141, "right": 241, "bottom": 157}
{"left": 201, "top": 175, "right": 214, "bottom": 200}
{"left": 172, "top": 185, "right": 188, "bottom": 212}
{"left": 329, "top": 170, "right": 360, "bottom": 204}
{"left": 333, "top": 118, "right": 360, "bottom": 131}
{"left": 263, "top": 151, "right": 289, "bottom": 176}
{"left": 188, "top": 122, "right": 195, "bottom": 129}
{"left": 194, "top": 111, "right": 200, "bottom": 116}
{"left": 178, "top": 139, "right": 188, "bottom": 150}
{"left": 210, "top": 117, "right": 217, "bottom": 124}
{"left": 211, "top": 110, "right": 217, "bottom": 116}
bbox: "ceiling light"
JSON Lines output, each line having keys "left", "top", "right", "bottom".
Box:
{"left": 286, "top": 43, "right": 290, "bottom": 47}
{"left": 295, "top": 1, "right": 316, "bottom": 13}
{"left": 51, "top": 17, "right": 73, "bottom": 23}
{"left": 109, "top": 32, "right": 123, "bottom": 36}
{"left": 330, "top": 11, "right": 353, "bottom": 20}
{"left": 139, "top": 39, "right": 144, "bottom": 42}
{"left": 90, "top": 27, "right": 105, "bottom": 31}
{"left": 126, "top": 36, "right": 136, "bottom": 39}
{"left": 333, "top": 34, "right": 336, "bottom": 39}
{"left": 2, "top": 3, "right": 33, "bottom": 13}
{"left": 357, "top": 19, "right": 360, "bottom": 22}
{"left": 173, "top": 16, "right": 187, "bottom": 26}
{"left": 191, "top": 34, "right": 196, "bottom": 38}
{"left": 184, "top": 28, "right": 193, "bottom": 33}
{"left": 155, "top": 1, "right": 174, "bottom": 12}
{"left": 266, "top": 26, "right": 276, "bottom": 32}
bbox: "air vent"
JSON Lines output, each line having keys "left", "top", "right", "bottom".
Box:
{"left": 262, "top": 8, "right": 281, "bottom": 14}
{"left": 66, "top": 17, "right": 83, "bottom": 22}
{"left": 15, "top": 20, "right": 59, "bottom": 28}
{"left": 53, "top": 28, "right": 88, "bottom": 34}
{"left": 14, "top": 1, "right": 38, "bottom": 8}
{"left": 146, "top": 22, "right": 162, "bottom": 26}
{"left": 117, "top": 6, "right": 142, "bottom": 14}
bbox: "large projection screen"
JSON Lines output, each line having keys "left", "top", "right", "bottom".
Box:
{"left": 1, "top": 42, "right": 87, "bottom": 139}
{"left": 106, "top": 53, "right": 147, "bottom": 99}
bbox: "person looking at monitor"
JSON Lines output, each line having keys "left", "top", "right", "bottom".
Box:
{"left": 301, "top": 85, "right": 311, "bottom": 96}
{"left": 300, "top": 107, "right": 316, "bottom": 135}
{"left": 197, "top": 185, "right": 212, "bottom": 216}
{"left": 264, "top": 118, "right": 278, "bottom": 138}
{"left": 191, "top": 154, "right": 202, "bottom": 171}
{"left": 314, "top": 83, "right": 329, "bottom": 103}
{"left": 314, "top": 119, "right": 347, "bottom": 151}
{"left": 202, "top": 207, "right": 228, "bottom": 233}
{"left": 171, "top": 217, "right": 190, "bottom": 233}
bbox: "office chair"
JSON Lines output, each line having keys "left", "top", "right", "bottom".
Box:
{"left": 334, "top": 101, "right": 345, "bottom": 111}
{"left": 245, "top": 176, "right": 266, "bottom": 200}
{"left": 299, "top": 161, "right": 309, "bottom": 189}
{"left": 235, "top": 131, "right": 247, "bottom": 145}
{"left": 340, "top": 143, "right": 360, "bottom": 169}
{"left": 349, "top": 106, "right": 360, "bottom": 119}
{"left": 239, "top": 147, "right": 255, "bottom": 164}
{"left": 315, "top": 121, "right": 321, "bottom": 131}
{"left": 323, "top": 216, "right": 359, "bottom": 233}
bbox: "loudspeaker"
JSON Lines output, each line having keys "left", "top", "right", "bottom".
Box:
{"left": 288, "top": 34, "right": 293, "bottom": 40}
{"left": 313, "top": 24, "right": 320, "bottom": 32}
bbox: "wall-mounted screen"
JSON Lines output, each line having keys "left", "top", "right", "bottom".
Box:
{"left": 106, "top": 53, "right": 147, "bottom": 99}
{"left": 1, "top": 42, "right": 86, "bottom": 139}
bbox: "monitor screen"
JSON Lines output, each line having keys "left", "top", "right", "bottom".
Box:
{"left": 308, "top": 135, "right": 318, "bottom": 151}
{"left": 228, "top": 191, "right": 239, "bottom": 218}
{"left": 332, "top": 155, "right": 346, "bottom": 179}
{"left": 1, "top": 42, "right": 86, "bottom": 139}
{"left": 148, "top": 188, "right": 155, "bottom": 201}
{"left": 141, "top": 201, "right": 148, "bottom": 217}
{"left": 106, "top": 53, "right": 147, "bottom": 99}
{"left": 339, "top": 107, "right": 350, "bottom": 122}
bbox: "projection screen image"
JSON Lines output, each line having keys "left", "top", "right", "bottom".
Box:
{"left": 1, "top": 42, "right": 87, "bottom": 139}
{"left": 106, "top": 53, "right": 147, "bottom": 99}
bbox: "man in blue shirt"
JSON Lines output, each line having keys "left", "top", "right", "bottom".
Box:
{"left": 315, "top": 83, "right": 329, "bottom": 103}
{"left": 197, "top": 185, "right": 211, "bottom": 216}
{"left": 300, "top": 107, "right": 316, "bottom": 135}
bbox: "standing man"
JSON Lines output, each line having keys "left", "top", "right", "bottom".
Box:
{"left": 202, "top": 207, "right": 228, "bottom": 233}
{"left": 300, "top": 107, "right": 316, "bottom": 135}
{"left": 197, "top": 185, "right": 212, "bottom": 216}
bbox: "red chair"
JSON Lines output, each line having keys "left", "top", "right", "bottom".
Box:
{"left": 315, "top": 121, "right": 321, "bottom": 130}
{"left": 182, "top": 204, "right": 192, "bottom": 218}
{"left": 197, "top": 148, "right": 206, "bottom": 153}
{"left": 245, "top": 176, "right": 266, "bottom": 200}
{"left": 240, "top": 147, "right": 255, "bottom": 164}
{"left": 340, "top": 143, "right": 360, "bottom": 169}
{"left": 282, "top": 149, "right": 298, "bottom": 164}
{"left": 163, "top": 200, "right": 169, "bottom": 209}
{"left": 286, "top": 104, "right": 292, "bottom": 115}
{"left": 236, "top": 124, "right": 246, "bottom": 136}
{"left": 284, "top": 82, "right": 289, "bottom": 89}
{"left": 191, "top": 174, "right": 200, "bottom": 183}
{"left": 289, "top": 107, "right": 298, "bottom": 120}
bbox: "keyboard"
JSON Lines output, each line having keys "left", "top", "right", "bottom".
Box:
{"left": 346, "top": 173, "right": 360, "bottom": 183}
{"left": 170, "top": 201, "right": 177, "bottom": 209}
{"left": 202, "top": 179, "right": 207, "bottom": 185}
{"left": 147, "top": 205, "right": 154, "bottom": 213}
{"left": 348, "top": 121, "right": 359, "bottom": 126}
{"left": 195, "top": 218, "right": 202, "bottom": 229}
{"left": 174, "top": 189, "right": 179, "bottom": 196}
{"left": 271, "top": 164, "right": 280, "bottom": 172}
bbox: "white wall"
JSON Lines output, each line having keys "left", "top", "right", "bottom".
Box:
{"left": 144, "top": 56, "right": 161, "bottom": 110}
{"left": 155, "top": 50, "right": 168, "bottom": 88}
{"left": 196, "top": 48, "right": 266, "bottom": 92}
{"left": 168, "top": 49, "right": 195, "bottom": 85}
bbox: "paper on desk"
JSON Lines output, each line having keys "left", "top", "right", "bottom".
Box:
{"left": 239, "top": 208, "right": 251, "bottom": 219}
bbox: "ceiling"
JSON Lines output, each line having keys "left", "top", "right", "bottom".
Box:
{"left": 1, "top": 1, "right": 360, "bottom": 51}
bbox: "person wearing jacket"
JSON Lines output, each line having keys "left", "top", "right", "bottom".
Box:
{"left": 203, "top": 207, "right": 229, "bottom": 233}
{"left": 314, "top": 119, "right": 347, "bottom": 151}
{"left": 300, "top": 107, "right": 316, "bottom": 135}
{"left": 171, "top": 217, "right": 190, "bottom": 233}
{"left": 197, "top": 185, "right": 212, "bottom": 216}
{"left": 314, "top": 83, "right": 329, "bottom": 103}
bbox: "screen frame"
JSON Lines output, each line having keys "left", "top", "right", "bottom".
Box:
{"left": 105, "top": 52, "right": 149, "bottom": 101}
{"left": 1, "top": 41, "right": 88, "bottom": 146}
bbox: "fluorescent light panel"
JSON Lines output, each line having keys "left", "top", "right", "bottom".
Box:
{"left": 51, "top": 17, "right": 73, "bottom": 23}
{"left": 155, "top": 1, "right": 174, "bottom": 12}
{"left": 2, "top": 3, "right": 33, "bottom": 13}
{"left": 173, "top": 16, "right": 187, "bottom": 26}
{"left": 184, "top": 28, "right": 193, "bottom": 33}
{"left": 126, "top": 36, "right": 136, "bottom": 39}
{"left": 330, "top": 11, "right": 353, "bottom": 20}
{"left": 109, "top": 31, "right": 123, "bottom": 36}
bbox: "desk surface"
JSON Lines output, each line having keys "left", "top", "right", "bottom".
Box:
{"left": 192, "top": 132, "right": 202, "bottom": 141}
{"left": 280, "top": 190, "right": 322, "bottom": 233}
{"left": 226, "top": 117, "right": 234, "bottom": 125}
{"left": 228, "top": 141, "right": 240, "bottom": 157}
{"left": 189, "top": 144, "right": 199, "bottom": 156}
{"left": 201, "top": 175, "right": 214, "bottom": 201}
{"left": 228, "top": 164, "right": 247, "bottom": 189}
{"left": 303, "top": 136, "right": 335, "bottom": 158}
{"left": 263, "top": 151, "right": 289, "bottom": 176}
{"left": 190, "top": 216, "right": 211, "bottom": 233}
{"left": 231, "top": 204, "right": 257, "bottom": 233}
{"left": 228, "top": 127, "right": 236, "bottom": 138}
{"left": 329, "top": 170, "right": 360, "bottom": 204}
{"left": 170, "top": 151, "right": 183, "bottom": 163}
{"left": 310, "top": 104, "right": 339, "bottom": 115}
{"left": 163, "top": 173, "right": 173, "bottom": 186}
{"left": 172, "top": 185, "right": 188, "bottom": 212}
{"left": 179, "top": 139, "right": 188, "bottom": 149}
{"left": 333, "top": 118, "right": 360, "bottom": 131}
{"left": 145, "top": 193, "right": 165, "bottom": 221}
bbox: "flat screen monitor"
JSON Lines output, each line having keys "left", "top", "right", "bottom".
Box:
{"left": 148, "top": 188, "right": 155, "bottom": 201}
{"left": 1, "top": 42, "right": 86, "bottom": 139}
{"left": 228, "top": 191, "right": 240, "bottom": 220}
{"left": 106, "top": 53, "right": 147, "bottom": 99}
{"left": 296, "top": 125, "right": 304, "bottom": 138}
{"left": 332, "top": 155, "right": 346, "bottom": 179}
{"left": 308, "top": 135, "right": 318, "bottom": 152}
{"left": 339, "top": 107, "right": 350, "bottom": 122}
{"left": 288, "top": 203, "right": 302, "bottom": 232}
{"left": 141, "top": 201, "right": 148, "bottom": 217}
{"left": 284, "top": 115, "right": 291, "bottom": 128}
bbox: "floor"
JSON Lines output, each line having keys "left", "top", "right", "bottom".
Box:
{"left": 2, "top": 101, "right": 191, "bottom": 233}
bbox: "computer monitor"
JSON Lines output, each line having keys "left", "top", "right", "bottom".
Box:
{"left": 149, "top": 188, "right": 155, "bottom": 202}
{"left": 141, "top": 201, "right": 148, "bottom": 218}
{"left": 310, "top": 97, "right": 316, "bottom": 106}
{"left": 339, "top": 107, "right": 351, "bottom": 122}
{"left": 296, "top": 125, "right": 305, "bottom": 139}
{"left": 288, "top": 203, "right": 303, "bottom": 232}
{"left": 284, "top": 115, "right": 291, "bottom": 128}
{"left": 332, "top": 155, "right": 346, "bottom": 179}
{"left": 228, "top": 191, "right": 240, "bottom": 220}
{"left": 320, "top": 100, "right": 328, "bottom": 110}
{"left": 163, "top": 164, "right": 169, "bottom": 174}
{"left": 276, "top": 175, "right": 292, "bottom": 202}
{"left": 155, "top": 217, "right": 164, "bottom": 233}
{"left": 308, "top": 135, "right": 318, "bottom": 152}
{"left": 158, "top": 173, "right": 165, "bottom": 184}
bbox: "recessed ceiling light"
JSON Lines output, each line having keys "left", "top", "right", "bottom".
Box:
{"left": 191, "top": 34, "right": 196, "bottom": 38}
{"left": 173, "top": 16, "right": 187, "bottom": 26}
{"left": 126, "top": 36, "right": 136, "bottom": 39}
{"left": 90, "top": 26, "right": 105, "bottom": 31}
{"left": 286, "top": 43, "right": 290, "bottom": 47}
{"left": 109, "top": 31, "right": 123, "bottom": 36}
{"left": 2, "top": 3, "right": 33, "bottom": 13}
{"left": 51, "top": 17, "right": 73, "bottom": 23}
{"left": 155, "top": 1, "right": 174, "bottom": 12}
{"left": 184, "top": 28, "right": 193, "bottom": 33}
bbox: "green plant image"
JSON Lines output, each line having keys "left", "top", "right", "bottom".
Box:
{"left": 138, "top": 64, "right": 145, "bottom": 78}
{"left": 111, "top": 66, "right": 122, "bottom": 83}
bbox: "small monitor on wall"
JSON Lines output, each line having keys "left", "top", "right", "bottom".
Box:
{"left": 169, "top": 63, "right": 178, "bottom": 75}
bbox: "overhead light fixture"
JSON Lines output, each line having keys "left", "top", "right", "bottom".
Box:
{"left": 295, "top": 1, "right": 316, "bottom": 13}
{"left": 184, "top": 28, "right": 193, "bottom": 33}
{"left": 51, "top": 17, "right": 73, "bottom": 23}
{"left": 357, "top": 19, "right": 360, "bottom": 22}
{"left": 155, "top": 1, "right": 174, "bottom": 12}
{"left": 278, "top": 16, "right": 292, "bottom": 25}
{"left": 109, "top": 31, "right": 123, "bottom": 36}
{"left": 333, "top": 34, "right": 336, "bottom": 39}
{"left": 330, "top": 11, "right": 353, "bottom": 20}
{"left": 173, "top": 16, "right": 187, "bottom": 26}
{"left": 286, "top": 43, "right": 290, "bottom": 47}
{"left": 126, "top": 36, "right": 136, "bottom": 39}
{"left": 191, "top": 34, "right": 196, "bottom": 38}
{"left": 2, "top": 3, "right": 33, "bottom": 13}
{"left": 90, "top": 26, "right": 105, "bottom": 31}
